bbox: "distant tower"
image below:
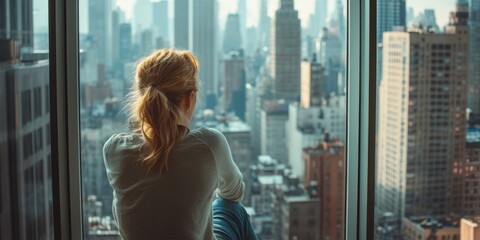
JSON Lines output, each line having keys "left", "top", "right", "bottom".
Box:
{"left": 377, "top": 0, "right": 406, "bottom": 44}
{"left": 377, "top": 0, "right": 406, "bottom": 84}
{"left": 189, "top": 0, "right": 218, "bottom": 109}
{"left": 152, "top": 0, "right": 169, "bottom": 47}
{"left": 468, "top": 0, "right": 480, "bottom": 114}
{"left": 422, "top": 9, "right": 440, "bottom": 32}
{"left": 315, "top": 28, "right": 343, "bottom": 96}
{"left": 376, "top": 12, "right": 469, "bottom": 222}
{"left": 133, "top": 0, "right": 153, "bottom": 42}
{"left": 309, "top": 0, "right": 328, "bottom": 37}
{"left": 88, "top": 0, "right": 112, "bottom": 67}
{"left": 223, "top": 14, "right": 242, "bottom": 54}
{"left": 300, "top": 56, "right": 324, "bottom": 108}
{"left": 174, "top": 0, "right": 189, "bottom": 49}
{"left": 270, "top": 0, "right": 301, "bottom": 101}
{"left": 303, "top": 141, "right": 345, "bottom": 240}
{"left": 222, "top": 52, "right": 246, "bottom": 120}
{"left": 237, "top": 0, "right": 247, "bottom": 50}
{"left": 330, "top": 0, "right": 346, "bottom": 46}
{"left": 258, "top": 0, "right": 270, "bottom": 49}
{"left": 119, "top": 23, "right": 132, "bottom": 64}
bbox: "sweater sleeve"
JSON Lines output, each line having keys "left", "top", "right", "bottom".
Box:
{"left": 205, "top": 128, "right": 245, "bottom": 202}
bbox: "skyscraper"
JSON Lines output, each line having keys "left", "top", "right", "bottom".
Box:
{"left": 303, "top": 141, "right": 345, "bottom": 240}
{"left": 377, "top": 0, "right": 406, "bottom": 44}
{"left": 270, "top": 0, "right": 301, "bottom": 101}
{"left": 468, "top": 0, "right": 480, "bottom": 114}
{"left": 237, "top": 0, "right": 247, "bottom": 51}
{"left": 309, "top": 0, "right": 328, "bottom": 37}
{"left": 315, "top": 28, "right": 343, "bottom": 96}
{"left": 258, "top": 0, "right": 270, "bottom": 49}
{"left": 261, "top": 100, "right": 289, "bottom": 164}
{"left": 421, "top": 9, "right": 440, "bottom": 32}
{"left": 119, "top": 23, "right": 132, "bottom": 65}
{"left": 0, "top": 44, "right": 53, "bottom": 239}
{"left": 221, "top": 52, "right": 246, "bottom": 120}
{"left": 174, "top": 0, "right": 189, "bottom": 49}
{"left": 301, "top": 57, "right": 324, "bottom": 108}
{"left": 223, "top": 14, "right": 242, "bottom": 54}
{"left": 152, "top": 0, "right": 169, "bottom": 46}
{"left": 133, "top": 0, "right": 153, "bottom": 41}
{"left": 376, "top": 12, "right": 469, "bottom": 221}
{"left": 190, "top": 0, "right": 218, "bottom": 109}
{"left": 88, "top": 0, "right": 112, "bottom": 67}
{"left": 377, "top": 0, "right": 406, "bottom": 84}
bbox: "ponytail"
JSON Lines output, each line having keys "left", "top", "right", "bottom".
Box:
{"left": 127, "top": 49, "right": 199, "bottom": 173}
{"left": 137, "top": 86, "right": 181, "bottom": 171}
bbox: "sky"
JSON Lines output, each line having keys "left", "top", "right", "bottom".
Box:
{"left": 113, "top": 0, "right": 455, "bottom": 30}
{"left": 72, "top": 0, "right": 456, "bottom": 35}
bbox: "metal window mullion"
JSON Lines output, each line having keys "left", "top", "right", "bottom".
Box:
{"left": 50, "top": 0, "right": 82, "bottom": 239}
{"left": 345, "top": 0, "right": 376, "bottom": 239}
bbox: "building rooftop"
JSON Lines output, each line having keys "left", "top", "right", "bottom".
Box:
{"left": 258, "top": 175, "right": 283, "bottom": 185}
{"left": 405, "top": 217, "right": 460, "bottom": 229}
{"left": 284, "top": 194, "right": 311, "bottom": 203}
{"left": 467, "top": 128, "right": 480, "bottom": 146}
{"left": 215, "top": 120, "right": 251, "bottom": 133}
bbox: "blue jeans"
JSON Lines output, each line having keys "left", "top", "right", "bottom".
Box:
{"left": 212, "top": 198, "right": 258, "bottom": 240}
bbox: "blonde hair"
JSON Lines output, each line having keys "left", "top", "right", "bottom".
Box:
{"left": 127, "top": 49, "right": 199, "bottom": 172}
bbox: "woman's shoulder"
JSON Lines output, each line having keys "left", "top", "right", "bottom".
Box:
{"left": 104, "top": 132, "right": 143, "bottom": 155}
{"left": 190, "top": 127, "right": 228, "bottom": 150}
{"left": 191, "top": 127, "right": 224, "bottom": 141}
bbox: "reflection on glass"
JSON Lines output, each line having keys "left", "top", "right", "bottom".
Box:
{"left": 80, "top": 0, "right": 346, "bottom": 239}
{"left": 0, "top": 0, "right": 52, "bottom": 239}
{"left": 375, "top": 0, "right": 480, "bottom": 239}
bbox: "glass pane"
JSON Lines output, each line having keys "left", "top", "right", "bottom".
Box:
{"left": 0, "top": 0, "right": 53, "bottom": 239}
{"left": 79, "top": 0, "right": 346, "bottom": 239}
{"left": 374, "top": 0, "right": 480, "bottom": 239}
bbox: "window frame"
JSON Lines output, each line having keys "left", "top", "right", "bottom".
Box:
{"left": 48, "top": 0, "right": 378, "bottom": 239}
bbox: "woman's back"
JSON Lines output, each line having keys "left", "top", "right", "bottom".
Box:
{"left": 104, "top": 127, "right": 244, "bottom": 240}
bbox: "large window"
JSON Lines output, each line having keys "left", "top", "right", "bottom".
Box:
{"left": 79, "top": 0, "right": 347, "bottom": 239}
{"left": 374, "top": 0, "right": 480, "bottom": 239}
{"left": 0, "top": 0, "right": 53, "bottom": 239}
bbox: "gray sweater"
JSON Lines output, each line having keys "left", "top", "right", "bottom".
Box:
{"left": 103, "top": 127, "right": 245, "bottom": 240}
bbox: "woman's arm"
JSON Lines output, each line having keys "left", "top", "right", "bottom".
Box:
{"left": 206, "top": 128, "right": 245, "bottom": 202}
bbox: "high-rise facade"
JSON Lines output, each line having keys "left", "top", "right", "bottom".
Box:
{"left": 376, "top": 25, "right": 469, "bottom": 221}
{"left": 377, "top": 0, "right": 406, "bottom": 44}
{"left": 222, "top": 52, "right": 246, "bottom": 120}
{"left": 0, "top": 49, "right": 53, "bottom": 240}
{"left": 88, "top": 0, "right": 112, "bottom": 67}
{"left": 315, "top": 28, "right": 343, "bottom": 96}
{"left": 422, "top": 9, "right": 440, "bottom": 32}
{"left": 309, "top": 0, "right": 328, "bottom": 37}
{"left": 258, "top": 0, "right": 270, "bottom": 49}
{"left": 301, "top": 58, "right": 324, "bottom": 108}
{"left": 119, "top": 23, "right": 132, "bottom": 65}
{"left": 377, "top": 0, "right": 406, "bottom": 84}
{"left": 468, "top": 0, "right": 480, "bottom": 114}
{"left": 174, "top": 0, "right": 189, "bottom": 49}
{"left": 152, "top": 0, "right": 169, "bottom": 47}
{"left": 189, "top": 0, "right": 218, "bottom": 108}
{"left": 462, "top": 129, "right": 480, "bottom": 216}
{"left": 303, "top": 141, "right": 345, "bottom": 240}
{"left": 270, "top": 0, "right": 301, "bottom": 101}
{"left": 261, "top": 100, "right": 289, "bottom": 164}
{"left": 133, "top": 0, "right": 152, "bottom": 41}
{"left": 223, "top": 14, "right": 242, "bottom": 54}
{"left": 272, "top": 174, "right": 321, "bottom": 240}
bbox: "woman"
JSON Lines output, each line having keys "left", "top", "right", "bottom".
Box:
{"left": 103, "top": 49, "right": 258, "bottom": 240}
